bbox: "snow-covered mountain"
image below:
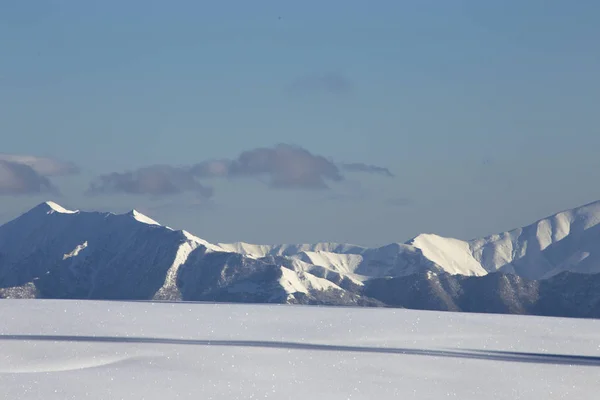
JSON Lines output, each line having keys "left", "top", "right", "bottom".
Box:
{"left": 0, "top": 202, "right": 375, "bottom": 306}
{"left": 220, "top": 199, "right": 600, "bottom": 281}
{"left": 2, "top": 200, "right": 600, "bottom": 317}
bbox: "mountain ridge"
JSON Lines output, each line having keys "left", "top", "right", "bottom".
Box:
{"left": 2, "top": 200, "right": 600, "bottom": 317}
{"left": 218, "top": 199, "right": 600, "bottom": 281}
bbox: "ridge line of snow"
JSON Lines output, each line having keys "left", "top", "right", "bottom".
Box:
{"left": 44, "top": 201, "right": 78, "bottom": 214}
{"left": 13, "top": 198, "right": 600, "bottom": 282}
{"left": 129, "top": 210, "right": 161, "bottom": 226}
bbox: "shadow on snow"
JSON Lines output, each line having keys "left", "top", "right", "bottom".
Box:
{"left": 1, "top": 334, "right": 599, "bottom": 367}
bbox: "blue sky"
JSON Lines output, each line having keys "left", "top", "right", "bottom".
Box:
{"left": 1, "top": 1, "right": 600, "bottom": 246}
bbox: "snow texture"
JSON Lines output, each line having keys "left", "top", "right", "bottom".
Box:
{"left": 0, "top": 300, "right": 599, "bottom": 399}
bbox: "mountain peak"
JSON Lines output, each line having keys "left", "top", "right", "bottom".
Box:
{"left": 128, "top": 209, "right": 161, "bottom": 226}
{"left": 35, "top": 201, "right": 78, "bottom": 215}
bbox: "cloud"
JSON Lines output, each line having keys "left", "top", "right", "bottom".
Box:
{"left": 0, "top": 160, "right": 59, "bottom": 195}
{"left": 287, "top": 72, "right": 353, "bottom": 96}
{"left": 88, "top": 144, "right": 395, "bottom": 198}
{"left": 191, "top": 144, "right": 343, "bottom": 190}
{"left": 87, "top": 165, "right": 214, "bottom": 197}
{"left": 0, "top": 153, "right": 79, "bottom": 176}
{"left": 0, "top": 154, "right": 78, "bottom": 196}
{"left": 341, "top": 163, "right": 394, "bottom": 177}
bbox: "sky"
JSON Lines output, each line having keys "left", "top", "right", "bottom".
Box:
{"left": 1, "top": 0, "right": 600, "bottom": 246}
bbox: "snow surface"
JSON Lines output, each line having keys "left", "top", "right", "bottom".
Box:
{"left": 0, "top": 300, "right": 599, "bottom": 399}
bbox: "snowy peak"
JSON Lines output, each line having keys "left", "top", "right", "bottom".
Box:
{"left": 29, "top": 202, "right": 161, "bottom": 227}
{"left": 4, "top": 199, "right": 600, "bottom": 313}
{"left": 400, "top": 200, "right": 600, "bottom": 279}
{"left": 467, "top": 199, "right": 600, "bottom": 279}
{"left": 215, "top": 200, "right": 600, "bottom": 281}
{"left": 408, "top": 234, "right": 487, "bottom": 276}
{"left": 2, "top": 202, "right": 364, "bottom": 304}
{"left": 180, "top": 230, "right": 225, "bottom": 253}
{"left": 31, "top": 201, "right": 78, "bottom": 215}
{"left": 128, "top": 209, "right": 161, "bottom": 226}
{"left": 3, "top": 197, "right": 600, "bottom": 300}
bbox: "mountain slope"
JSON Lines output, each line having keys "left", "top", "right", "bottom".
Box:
{"left": 221, "top": 200, "right": 600, "bottom": 281}
{"left": 0, "top": 202, "right": 372, "bottom": 305}
{"left": 364, "top": 270, "right": 600, "bottom": 318}
{"left": 0, "top": 202, "right": 209, "bottom": 298}
{"left": 3, "top": 200, "right": 600, "bottom": 318}
{"left": 467, "top": 200, "right": 600, "bottom": 279}
{"left": 219, "top": 241, "right": 483, "bottom": 280}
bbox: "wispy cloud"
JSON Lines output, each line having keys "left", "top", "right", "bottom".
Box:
{"left": 0, "top": 154, "right": 78, "bottom": 196}
{"left": 287, "top": 72, "right": 354, "bottom": 96}
{"left": 341, "top": 163, "right": 394, "bottom": 177}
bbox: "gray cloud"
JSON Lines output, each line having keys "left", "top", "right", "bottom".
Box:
{"left": 191, "top": 144, "right": 344, "bottom": 190}
{"left": 88, "top": 144, "right": 394, "bottom": 198}
{"left": 341, "top": 163, "right": 394, "bottom": 177}
{"left": 0, "top": 154, "right": 77, "bottom": 196}
{"left": 0, "top": 153, "right": 79, "bottom": 176}
{"left": 0, "top": 160, "right": 59, "bottom": 195}
{"left": 287, "top": 72, "right": 353, "bottom": 96}
{"left": 87, "top": 165, "right": 213, "bottom": 197}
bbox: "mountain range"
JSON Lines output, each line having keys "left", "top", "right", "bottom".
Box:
{"left": 2, "top": 200, "right": 600, "bottom": 318}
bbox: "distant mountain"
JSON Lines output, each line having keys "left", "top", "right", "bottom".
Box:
{"left": 221, "top": 199, "right": 600, "bottom": 280}
{"left": 0, "top": 202, "right": 377, "bottom": 306}
{"left": 2, "top": 200, "right": 600, "bottom": 318}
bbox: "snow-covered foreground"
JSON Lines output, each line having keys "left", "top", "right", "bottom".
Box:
{"left": 1, "top": 301, "right": 599, "bottom": 399}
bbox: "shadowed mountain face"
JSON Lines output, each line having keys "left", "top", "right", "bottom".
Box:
{"left": 364, "top": 272, "right": 600, "bottom": 318}
{"left": 2, "top": 201, "right": 600, "bottom": 318}
{"left": 364, "top": 273, "right": 538, "bottom": 315}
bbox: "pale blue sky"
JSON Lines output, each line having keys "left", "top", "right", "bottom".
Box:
{"left": 1, "top": 1, "right": 600, "bottom": 246}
